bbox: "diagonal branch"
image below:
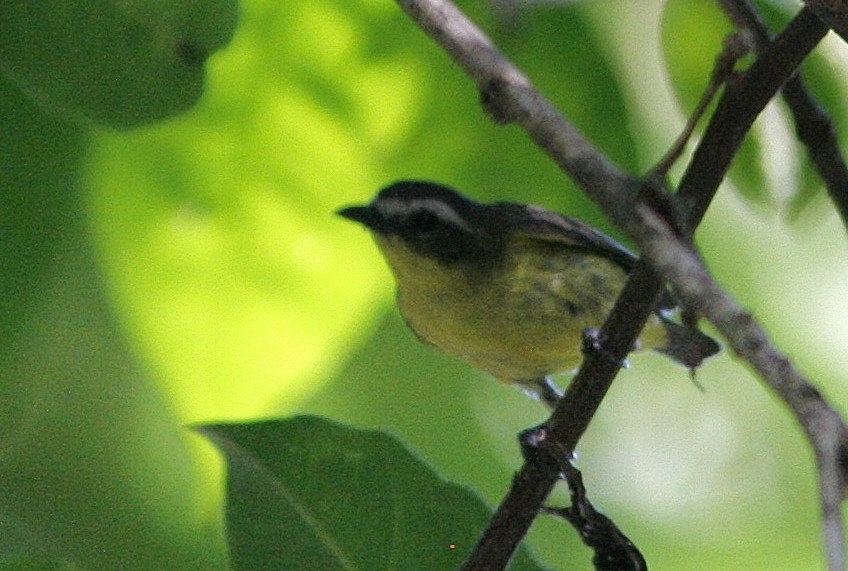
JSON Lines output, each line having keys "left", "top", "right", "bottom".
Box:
{"left": 675, "top": 7, "right": 828, "bottom": 225}
{"left": 804, "top": 0, "right": 848, "bottom": 44}
{"left": 720, "top": 0, "right": 848, "bottom": 232}
{"left": 634, "top": 203, "right": 848, "bottom": 571}
{"left": 395, "top": 0, "right": 640, "bottom": 230}
{"left": 396, "top": 1, "right": 842, "bottom": 569}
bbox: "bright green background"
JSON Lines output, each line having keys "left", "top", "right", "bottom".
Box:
{"left": 2, "top": 0, "right": 848, "bottom": 569}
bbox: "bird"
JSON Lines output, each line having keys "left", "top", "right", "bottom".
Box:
{"left": 338, "top": 180, "right": 719, "bottom": 408}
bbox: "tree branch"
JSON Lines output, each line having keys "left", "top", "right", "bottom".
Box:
{"left": 664, "top": 32, "right": 848, "bottom": 569}
{"left": 675, "top": 6, "right": 828, "bottom": 225}
{"left": 634, "top": 203, "right": 848, "bottom": 571}
{"left": 395, "top": 1, "right": 843, "bottom": 569}
{"left": 720, "top": 0, "right": 848, "bottom": 232}
{"left": 395, "top": 0, "right": 640, "bottom": 230}
{"left": 804, "top": 0, "right": 848, "bottom": 44}
{"left": 544, "top": 461, "right": 647, "bottom": 571}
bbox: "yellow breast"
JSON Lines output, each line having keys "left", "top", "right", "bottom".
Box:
{"left": 377, "top": 234, "right": 663, "bottom": 382}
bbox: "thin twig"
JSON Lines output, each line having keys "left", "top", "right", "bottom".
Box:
{"left": 720, "top": 0, "right": 848, "bottom": 232}
{"left": 675, "top": 7, "right": 828, "bottom": 225}
{"left": 649, "top": 30, "right": 752, "bottom": 180}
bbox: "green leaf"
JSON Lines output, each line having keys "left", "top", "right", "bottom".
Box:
{"left": 0, "top": 0, "right": 238, "bottom": 128}
{"left": 200, "top": 416, "right": 548, "bottom": 571}
{"left": 0, "top": 557, "right": 80, "bottom": 571}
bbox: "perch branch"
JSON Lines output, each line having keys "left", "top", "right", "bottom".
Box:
{"left": 395, "top": 1, "right": 842, "bottom": 569}
{"left": 634, "top": 204, "right": 848, "bottom": 571}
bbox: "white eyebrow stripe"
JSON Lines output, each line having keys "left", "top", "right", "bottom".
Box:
{"left": 379, "top": 197, "right": 475, "bottom": 233}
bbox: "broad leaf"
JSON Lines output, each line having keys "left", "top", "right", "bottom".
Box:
{"left": 201, "top": 416, "right": 548, "bottom": 571}
{"left": 0, "top": 0, "right": 237, "bottom": 128}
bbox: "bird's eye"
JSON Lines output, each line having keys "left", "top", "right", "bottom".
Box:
{"left": 408, "top": 209, "right": 438, "bottom": 234}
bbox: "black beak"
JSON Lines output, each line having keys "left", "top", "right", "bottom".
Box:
{"left": 337, "top": 205, "right": 383, "bottom": 231}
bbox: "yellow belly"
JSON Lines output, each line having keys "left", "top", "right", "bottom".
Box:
{"left": 395, "top": 242, "right": 660, "bottom": 382}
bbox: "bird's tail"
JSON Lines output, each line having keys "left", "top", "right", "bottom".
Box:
{"left": 655, "top": 317, "right": 721, "bottom": 371}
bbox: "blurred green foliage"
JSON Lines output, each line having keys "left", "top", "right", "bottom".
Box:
{"left": 2, "top": 0, "right": 848, "bottom": 569}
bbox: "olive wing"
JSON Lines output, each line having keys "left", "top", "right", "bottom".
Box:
{"left": 494, "top": 202, "right": 637, "bottom": 272}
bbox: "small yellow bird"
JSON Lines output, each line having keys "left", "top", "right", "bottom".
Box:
{"left": 338, "top": 181, "right": 719, "bottom": 408}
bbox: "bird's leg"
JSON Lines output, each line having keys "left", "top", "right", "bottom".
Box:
{"left": 516, "top": 376, "right": 563, "bottom": 410}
